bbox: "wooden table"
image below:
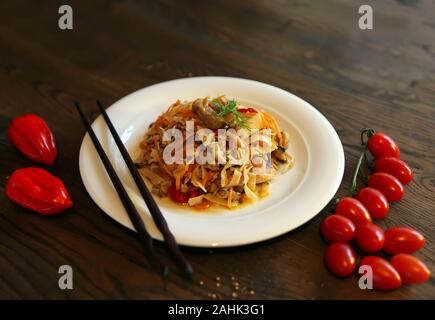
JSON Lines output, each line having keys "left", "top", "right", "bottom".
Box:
{"left": 0, "top": 0, "right": 434, "bottom": 299}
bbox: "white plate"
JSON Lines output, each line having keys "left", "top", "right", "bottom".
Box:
{"left": 79, "top": 77, "right": 344, "bottom": 247}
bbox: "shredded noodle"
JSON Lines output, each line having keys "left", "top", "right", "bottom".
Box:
{"left": 136, "top": 96, "right": 293, "bottom": 209}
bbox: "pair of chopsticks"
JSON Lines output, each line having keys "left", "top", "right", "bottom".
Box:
{"left": 75, "top": 100, "right": 193, "bottom": 278}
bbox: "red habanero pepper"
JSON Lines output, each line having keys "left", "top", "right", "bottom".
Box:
{"left": 5, "top": 167, "right": 73, "bottom": 215}
{"left": 8, "top": 114, "right": 57, "bottom": 165}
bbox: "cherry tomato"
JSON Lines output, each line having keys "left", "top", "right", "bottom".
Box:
{"left": 360, "top": 256, "right": 401, "bottom": 290}
{"left": 356, "top": 187, "right": 389, "bottom": 219}
{"left": 367, "top": 132, "right": 400, "bottom": 159}
{"left": 168, "top": 185, "right": 188, "bottom": 203}
{"left": 391, "top": 254, "right": 430, "bottom": 285}
{"left": 355, "top": 223, "right": 385, "bottom": 253}
{"left": 368, "top": 173, "right": 404, "bottom": 202}
{"left": 335, "top": 197, "right": 372, "bottom": 227}
{"left": 374, "top": 157, "right": 413, "bottom": 185}
{"left": 320, "top": 215, "right": 356, "bottom": 242}
{"left": 384, "top": 227, "right": 425, "bottom": 255}
{"left": 324, "top": 242, "right": 357, "bottom": 277}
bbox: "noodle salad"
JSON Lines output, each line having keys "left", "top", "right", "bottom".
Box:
{"left": 135, "top": 96, "right": 293, "bottom": 210}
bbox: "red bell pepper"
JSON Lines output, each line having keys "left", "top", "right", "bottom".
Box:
{"left": 8, "top": 114, "right": 57, "bottom": 165}
{"left": 168, "top": 185, "right": 201, "bottom": 204}
{"left": 5, "top": 167, "right": 73, "bottom": 215}
{"left": 168, "top": 185, "right": 189, "bottom": 203}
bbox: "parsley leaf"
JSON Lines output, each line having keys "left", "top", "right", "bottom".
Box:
{"left": 213, "top": 98, "right": 248, "bottom": 127}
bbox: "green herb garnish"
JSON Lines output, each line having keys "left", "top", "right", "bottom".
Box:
{"left": 212, "top": 98, "right": 248, "bottom": 127}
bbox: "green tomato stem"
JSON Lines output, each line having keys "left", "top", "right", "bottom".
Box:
{"left": 350, "top": 147, "right": 367, "bottom": 196}
{"left": 349, "top": 128, "right": 375, "bottom": 196}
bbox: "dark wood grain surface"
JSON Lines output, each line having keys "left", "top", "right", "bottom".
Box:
{"left": 0, "top": 0, "right": 434, "bottom": 299}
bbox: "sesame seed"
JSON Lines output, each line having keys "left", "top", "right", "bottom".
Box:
{"left": 250, "top": 290, "right": 255, "bottom": 295}
{"left": 216, "top": 283, "right": 220, "bottom": 287}
{"left": 199, "top": 281, "right": 204, "bottom": 286}
{"left": 216, "top": 276, "right": 220, "bottom": 281}
{"left": 232, "top": 292, "right": 238, "bottom": 298}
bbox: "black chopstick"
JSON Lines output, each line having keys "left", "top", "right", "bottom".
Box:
{"left": 96, "top": 100, "right": 193, "bottom": 277}
{"left": 74, "top": 101, "right": 169, "bottom": 278}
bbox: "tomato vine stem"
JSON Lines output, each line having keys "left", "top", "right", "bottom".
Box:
{"left": 350, "top": 148, "right": 366, "bottom": 196}
{"left": 360, "top": 128, "right": 375, "bottom": 145}
{"left": 349, "top": 128, "right": 375, "bottom": 196}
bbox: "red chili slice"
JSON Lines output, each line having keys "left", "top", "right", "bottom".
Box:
{"left": 238, "top": 107, "right": 258, "bottom": 114}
